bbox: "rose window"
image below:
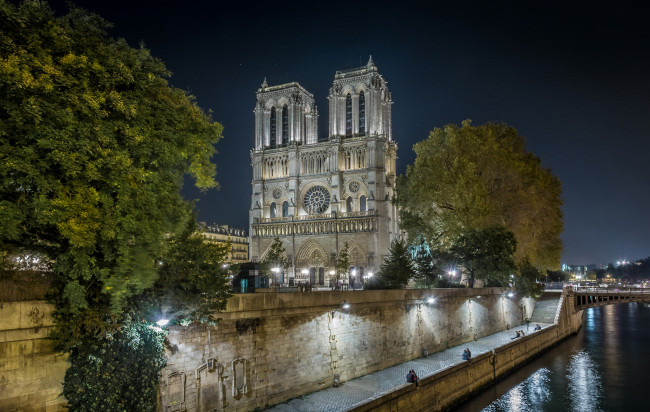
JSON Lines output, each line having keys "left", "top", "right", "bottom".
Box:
{"left": 272, "top": 188, "right": 282, "bottom": 199}
{"left": 348, "top": 181, "right": 360, "bottom": 193}
{"left": 303, "top": 185, "right": 331, "bottom": 214}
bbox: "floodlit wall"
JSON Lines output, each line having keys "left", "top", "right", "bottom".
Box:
{"left": 160, "top": 288, "right": 535, "bottom": 411}
{"left": 0, "top": 289, "right": 539, "bottom": 412}
{"left": 0, "top": 301, "right": 67, "bottom": 411}
{"left": 347, "top": 289, "right": 583, "bottom": 412}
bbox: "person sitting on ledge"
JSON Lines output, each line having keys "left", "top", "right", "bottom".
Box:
{"left": 511, "top": 330, "right": 521, "bottom": 340}
{"left": 534, "top": 324, "right": 542, "bottom": 331}
{"left": 519, "top": 330, "right": 526, "bottom": 336}
{"left": 462, "top": 348, "right": 472, "bottom": 363}
{"left": 406, "top": 369, "right": 419, "bottom": 387}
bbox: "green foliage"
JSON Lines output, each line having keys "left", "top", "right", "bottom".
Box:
{"left": 335, "top": 242, "right": 351, "bottom": 284}
{"left": 516, "top": 260, "right": 545, "bottom": 298}
{"left": 449, "top": 226, "right": 517, "bottom": 288}
{"left": 260, "top": 237, "right": 289, "bottom": 277}
{"left": 131, "top": 219, "right": 232, "bottom": 326}
{"left": 410, "top": 239, "right": 440, "bottom": 288}
{"left": 0, "top": 1, "right": 222, "bottom": 348}
{"left": 545, "top": 269, "right": 569, "bottom": 282}
{"left": 63, "top": 317, "right": 166, "bottom": 412}
{"left": 395, "top": 120, "right": 563, "bottom": 272}
{"left": 377, "top": 238, "right": 414, "bottom": 289}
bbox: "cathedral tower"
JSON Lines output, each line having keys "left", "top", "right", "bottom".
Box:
{"left": 249, "top": 57, "right": 398, "bottom": 286}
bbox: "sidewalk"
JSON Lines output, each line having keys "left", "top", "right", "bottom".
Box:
{"left": 267, "top": 322, "right": 551, "bottom": 412}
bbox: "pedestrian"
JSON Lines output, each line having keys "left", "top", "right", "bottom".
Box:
{"left": 406, "top": 369, "right": 419, "bottom": 387}
{"left": 511, "top": 330, "right": 520, "bottom": 340}
{"left": 462, "top": 348, "right": 472, "bottom": 364}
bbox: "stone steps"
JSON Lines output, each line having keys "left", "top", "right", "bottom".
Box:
{"left": 530, "top": 292, "right": 562, "bottom": 324}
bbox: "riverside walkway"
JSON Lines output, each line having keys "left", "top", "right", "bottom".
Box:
{"left": 267, "top": 321, "right": 552, "bottom": 412}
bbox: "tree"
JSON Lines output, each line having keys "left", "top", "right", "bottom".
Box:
{"left": 410, "top": 238, "right": 439, "bottom": 288}
{"left": 139, "top": 219, "right": 232, "bottom": 325}
{"left": 449, "top": 226, "right": 517, "bottom": 288}
{"left": 395, "top": 120, "right": 563, "bottom": 272}
{"left": 63, "top": 317, "right": 166, "bottom": 412}
{"left": 545, "top": 269, "right": 569, "bottom": 282}
{"left": 260, "top": 237, "right": 289, "bottom": 284}
{"left": 0, "top": 1, "right": 222, "bottom": 347}
{"left": 376, "top": 238, "right": 414, "bottom": 289}
{"left": 335, "top": 242, "right": 351, "bottom": 287}
{"left": 516, "top": 260, "right": 544, "bottom": 299}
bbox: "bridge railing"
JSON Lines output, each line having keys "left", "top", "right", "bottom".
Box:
{"left": 572, "top": 286, "right": 650, "bottom": 294}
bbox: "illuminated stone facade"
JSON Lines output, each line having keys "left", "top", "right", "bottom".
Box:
{"left": 202, "top": 224, "right": 249, "bottom": 264}
{"left": 249, "top": 57, "right": 399, "bottom": 285}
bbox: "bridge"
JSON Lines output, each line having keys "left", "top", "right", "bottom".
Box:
{"left": 572, "top": 287, "right": 650, "bottom": 310}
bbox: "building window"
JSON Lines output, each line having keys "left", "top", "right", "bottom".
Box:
{"left": 282, "top": 105, "right": 288, "bottom": 145}
{"left": 270, "top": 107, "right": 276, "bottom": 147}
{"left": 282, "top": 201, "right": 289, "bottom": 217}
{"left": 270, "top": 202, "right": 276, "bottom": 218}
{"left": 345, "top": 93, "right": 352, "bottom": 136}
{"left": 346, "top": 196, "right": 353, "bottom": 213}
{"left": 360, "top": 195, "right": 367, "bottom": 212}
{"left": 359, "top": 91, "right": 365, "bottom": 135}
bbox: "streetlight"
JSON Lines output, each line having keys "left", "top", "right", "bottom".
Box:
{"left": 272, "top": 267, "right": 280, "bottom": 285}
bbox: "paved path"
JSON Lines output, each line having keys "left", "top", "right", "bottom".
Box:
{"left": 267, "top": 322, "right": 552, "bottom": 412}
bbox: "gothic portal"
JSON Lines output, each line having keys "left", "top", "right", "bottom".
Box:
{"left": 249, "top": 57, "right": 399, "bottom": 286}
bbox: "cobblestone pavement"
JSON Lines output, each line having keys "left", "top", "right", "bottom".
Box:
{"left": 266, "top": 322, "right": 551, "bottom": 412}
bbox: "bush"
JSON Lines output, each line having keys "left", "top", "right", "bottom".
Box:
{"left": 63, "top": 319, "right": 167, "bottom": 411}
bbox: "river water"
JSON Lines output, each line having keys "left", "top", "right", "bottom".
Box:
{"left": 454, "top": 302, "right": 650, "bottom": 412}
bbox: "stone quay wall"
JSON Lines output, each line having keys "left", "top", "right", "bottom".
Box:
{"left": 160, "top": 288, "right": 535, "bottom": 411}
{"left": 0, "top": 301, "right": 68, "bottom": 412}
{"left": 0, "top": 289, "right": 536, "bottom": 412}
{"left": 346, "top": 289, "right": 583, "bottom": 412}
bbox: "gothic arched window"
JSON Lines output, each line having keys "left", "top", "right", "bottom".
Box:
{"left": 282, "top": 105, "right": 289, "bottom": 145}
{"left": 345, "top": 93, "right": 352, "bottom": 136}
{"left": 359, "top": 91, "right": 365, "bottom": 135}
{"left": 270, "top": 202, "right": 276, "bottom": 218}
{"left": 360, "top": 195, "right": 367, "bottom": 212}
{"left": 346, "top": 196, "right": 353, "bottom": 213}
{"left": 282, "top": 201, "right": 289, "bottom": 217}
{"left": 270, "top": 107, "right": 276, "bottom": 147}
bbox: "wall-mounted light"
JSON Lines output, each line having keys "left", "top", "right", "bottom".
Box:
{"left": 332, "top": 301, "right": 350, "bottom": 318}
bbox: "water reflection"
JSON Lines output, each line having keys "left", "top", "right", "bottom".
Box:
{"left": 566, "top": 350, "right": 603, "bottom": 411}
{"left": 457, "top": 304, "right": 650, "bottom": 412}
{"left": 482, "top": 368, "right": 551, "bottom": 411}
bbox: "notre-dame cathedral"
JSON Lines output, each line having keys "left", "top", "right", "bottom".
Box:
{"left": 249, "top": 57, "right": 398, "bottom": 286}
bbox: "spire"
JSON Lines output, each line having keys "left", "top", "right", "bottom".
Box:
{"left": 367, "top": 55, "right": 375, "bottom": 68}
{"left": 261, "top": 77, "right": 268, "bottom": 88}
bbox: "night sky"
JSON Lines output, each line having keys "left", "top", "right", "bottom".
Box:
{"left": 44, "top": 0, "right": 650, "bottom": 266}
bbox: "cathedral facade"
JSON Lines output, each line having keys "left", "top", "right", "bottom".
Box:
{"left": 249, "top": 58, "right": 399, "bottom": 286}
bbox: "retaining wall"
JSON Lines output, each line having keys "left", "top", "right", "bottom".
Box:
{"left": 345, "top": 289, "right": 583, "bottom": 412}
{"left": 0, "top": 301, "right": 67, "bottom": 411}
{"left": 160, "top": 288, "right": 535, "bottom": 411}
{"left": 0, "top": 288, "right": 537, "bottom": 412}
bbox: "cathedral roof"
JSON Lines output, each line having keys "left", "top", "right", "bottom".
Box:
{"left": 334, "top": 56, "right": 378, "bottom": 79}
{"left": 257, "top": 81, "right": 314, "bottom": 98}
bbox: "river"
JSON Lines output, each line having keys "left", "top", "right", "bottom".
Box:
{"left": 453, "top": 302, "right": 650, "bottom": 411}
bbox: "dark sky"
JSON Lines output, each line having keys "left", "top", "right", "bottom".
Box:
{"left": 46, "top": 0, "right": 650, "bottom": 266}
